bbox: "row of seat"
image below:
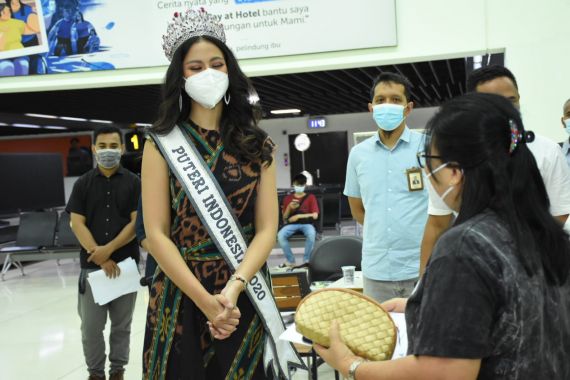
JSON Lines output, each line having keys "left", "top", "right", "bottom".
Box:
{"left": 0, "top": 211, "right": 80, "bottom": 280}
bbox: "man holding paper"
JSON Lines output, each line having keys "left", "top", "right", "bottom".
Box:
{"left": 66, "top": 126, "right": 140, "bottom": 380}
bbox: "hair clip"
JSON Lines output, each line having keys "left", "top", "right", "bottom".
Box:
{"left": 509, "top": 119, "right": 522, "bottom": 154}
{"left": 523, "top": 130, "right": 535, "bottom": 144}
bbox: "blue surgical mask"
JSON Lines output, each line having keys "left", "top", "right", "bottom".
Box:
{"left": 372, "top": 104, "right": 405, "bottom": 131}
{"left": 565, "top": 119, "right": 570, "bottom": 135}
{"left": 294, "top": 185, "right": 305, "bottom": 194}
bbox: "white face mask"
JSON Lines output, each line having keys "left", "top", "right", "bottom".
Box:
{"left": 425, "top": 163, "right": 455, "bottom": 209}
{"left": 183, "top": 68, "right": 229, "bottom": 109}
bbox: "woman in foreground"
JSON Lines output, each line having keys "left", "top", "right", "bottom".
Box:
{"left": 316, "top": 93, "right": 570, "bottom": 380}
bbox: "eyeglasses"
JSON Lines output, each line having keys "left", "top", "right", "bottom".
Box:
{"left": 416, "top": 152, "right": 443, "bottom": 169}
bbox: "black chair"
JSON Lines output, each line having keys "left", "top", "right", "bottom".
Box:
{"left": 0, "top": 211, "right": 58, "bottom": 279}
{"left": 3, "top": 211, "right": 58, "bottom": 250}
{"left": 56, "top": 212, "right": 80, "bottom": 247}
{"left": 48, "top": 212, "right": 81, "bottom": 266}
{"left": 308, "top": 236, "right": 362, "bottom": 282}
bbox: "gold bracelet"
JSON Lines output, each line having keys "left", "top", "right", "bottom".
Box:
{"left": 229, "top": 274, "right": 247, "bottom": 291}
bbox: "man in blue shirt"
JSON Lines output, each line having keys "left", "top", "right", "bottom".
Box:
{"left": 344, "top": 72, "right": 428, "bottom": 302}
{"left": 560, "top": 98, "right": 570, "bottom": 167}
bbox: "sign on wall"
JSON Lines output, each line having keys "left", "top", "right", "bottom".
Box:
{"left": 308, "top": 116, "right": 326, "bottom": 129}
{"left": 0, "top": 0, "right": 396, "bottom": 77}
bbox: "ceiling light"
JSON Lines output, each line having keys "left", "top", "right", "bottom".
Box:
{"left": 89, "top": 119, "right": 113, "bottom": 124}
{"left": 60, "top": 116, "right": 87, "bottom": 121}
{"left": 270, "top": 109, "right": 302, "bottom": 115}
{"left": 25, "top": 113, "right": 58, "bottom": 119}
{"left": 44, "top": 126, "right": 68, "bottom": 130}
{"left": 0, "top": 122, "right": 8, "bottom": 126}
{"left": 135, "top": 123, "right": 152, "bottom": 127}
{"left": 12, "top": 123, "right": 41, "bottom": 128}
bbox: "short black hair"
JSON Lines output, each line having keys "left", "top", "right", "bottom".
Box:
{"left": 292, "top": 173, "right": 307, "bottom": 185}
{"left": 70, "top": 137, "right": 79, "bottom": 144}
{"left": 370, "top": 72, "right": 412, "bottom": 102}
{"left": 466, "top": 65, "right": 518, "bottom": 93}
{"left": 93, "top": 126, "right": 122, "bottom": 144}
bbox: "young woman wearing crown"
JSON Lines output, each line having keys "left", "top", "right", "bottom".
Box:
{"left": 141, "top": 8, "right": 289, "bottom": 380}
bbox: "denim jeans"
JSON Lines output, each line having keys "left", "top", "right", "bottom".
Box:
{"left": 277, "top": 223, "right": 316, "bottom": 264}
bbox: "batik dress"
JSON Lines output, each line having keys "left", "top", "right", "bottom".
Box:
{"left": 143, "top": 121, "right": 274, "bottom": 380}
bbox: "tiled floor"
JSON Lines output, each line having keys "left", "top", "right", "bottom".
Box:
{"left": 0, "top": 250, "right": 336, "bottom": 380}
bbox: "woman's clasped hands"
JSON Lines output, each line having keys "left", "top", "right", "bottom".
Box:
{"left": 207, "top": 279, "right": 245, "bottom": 340}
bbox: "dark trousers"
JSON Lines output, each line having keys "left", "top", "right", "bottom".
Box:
{"left": 55, "top": 38, "right": 72, "bottom": 56}
{"left": 77, "top": 36, "right": 89, "bottom": 54}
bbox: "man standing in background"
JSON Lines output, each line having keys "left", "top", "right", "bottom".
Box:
{"left": 67, "top": 137, "right": 93, "bottom": 176}
{"left": 420, "top": 66, "right": 570, "bottom": 275}
{"left": 344, "top": 72, "right": 428, "bottom": 302}
{"left": 67, "top": 126, "right": 140, "bottom": 380}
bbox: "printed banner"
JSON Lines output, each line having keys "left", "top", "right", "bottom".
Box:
{"left": 0, "top": 0, "right": 48, "bottom": 63}
{"left": 0, "top": 0, "right": 396, "bottom": 77}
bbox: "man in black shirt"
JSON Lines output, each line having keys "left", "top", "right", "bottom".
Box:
{"left": 66, "top": 126, "right": 140, "bottom": 380}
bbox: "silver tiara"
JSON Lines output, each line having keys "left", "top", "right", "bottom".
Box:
{"left": 162, "top": 8, "right": 226, "bottom": 61}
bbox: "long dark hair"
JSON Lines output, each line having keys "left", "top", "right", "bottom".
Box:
{"left": 152, "top": 36, "right": 272, "bottom": 166}
{"left": 425, "top": 92, "right": 570, "bottom": 285}
{"left": 75, "top": 11, "right": 84, "bottom": 22}
{"left": 7, "top": 0, "right": 25, "bottom": 16}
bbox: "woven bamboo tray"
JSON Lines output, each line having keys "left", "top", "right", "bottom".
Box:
{"left": 295, "top": 288, "right": 396, "bottom": 361}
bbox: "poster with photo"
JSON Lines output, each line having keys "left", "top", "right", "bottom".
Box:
{"left": 0, "top": 0, "right": 397, "bottom": 77}
{"left": 0, "top": 0, "right": 49, "bottom": 71}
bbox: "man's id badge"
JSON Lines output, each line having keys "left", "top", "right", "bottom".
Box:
{"left": 406, "top": 167, "right": 424, "bottom": 192}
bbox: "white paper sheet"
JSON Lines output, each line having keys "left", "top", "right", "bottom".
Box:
{"left": 279, "top": 312, "right": 408, "bottom": 359}
{"left": 280, "top": 323, "right": 310, "bottom": 347}
{"left": 390, "top": 313, "right": 408, "bottom": 359}
{"left": 87, "top": 257, "right": 141, "bottom": 305}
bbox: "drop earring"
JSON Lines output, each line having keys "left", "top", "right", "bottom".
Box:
{"left": 179, "top": 94, "right": 183, "bottom": 111}
{"left": 224, "top": 92, "right": 231, "bottom": 105}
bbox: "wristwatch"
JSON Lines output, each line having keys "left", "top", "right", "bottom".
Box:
{"left": 347, "top": 358, "right": 365, "bottom": 380}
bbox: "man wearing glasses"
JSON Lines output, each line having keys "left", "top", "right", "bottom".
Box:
{"left": 344, "top": 72, "right": 428, "bottom": 302}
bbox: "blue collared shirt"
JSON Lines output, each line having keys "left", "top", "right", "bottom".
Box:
{"left": 344, "top": 127, "right": 428, "bottom": 281}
